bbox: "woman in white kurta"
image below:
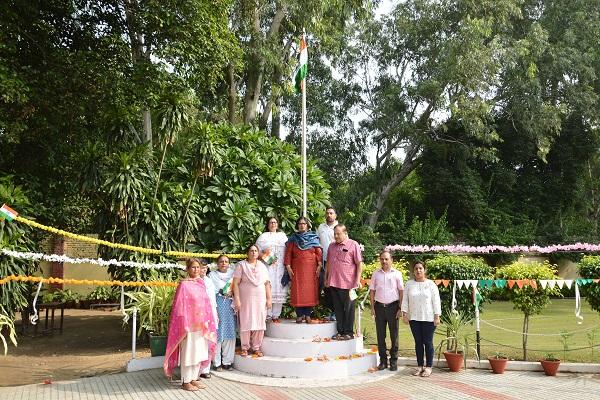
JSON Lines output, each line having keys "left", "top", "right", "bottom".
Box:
{"left": 255, "top": 216, "right": 288, "bottom": 322}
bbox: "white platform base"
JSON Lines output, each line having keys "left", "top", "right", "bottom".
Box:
{"left": 126, "top": 356, "right": 164, "bottom": 372}
{"left": 261, "top": 336, "right": 364, "bottom": 358}
{"left": 214, "top": 367, "right": 397, "bottom": 388}
{"left": 233, "top": 351, "right": 378, "bottom": 378}
{"left": 265, "top": 319, "right": 337, "bottom": 339}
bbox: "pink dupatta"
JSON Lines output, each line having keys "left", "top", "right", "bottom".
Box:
{"left": 163, "top": 278, "right": 217, "bottom": 377}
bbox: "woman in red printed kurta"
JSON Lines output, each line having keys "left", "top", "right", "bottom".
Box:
{"left": 284, "top": 217, "right": 322, "bottom": 323}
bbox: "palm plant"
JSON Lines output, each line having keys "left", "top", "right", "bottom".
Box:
{"left": 124, "top": 273, "right": 178, "bottom": 337}
{"left": 436, "top": 310, "right": 479, "bottom": 368}
{"left": 0, "top": 306, "right": 17, "bottom": 355}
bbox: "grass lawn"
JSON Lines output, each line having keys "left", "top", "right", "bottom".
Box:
{"left": 360, "top": 299, "right": 600, "bottom": 363}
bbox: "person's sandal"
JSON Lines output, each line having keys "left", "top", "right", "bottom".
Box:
{"left": 240, "top": 350, "right": 248, "bottom": 357}
{"left": 412, "top": 367, "right": 424, "bottom": 376}
{"left": 182, "top": 382, "right": 199, "bottom": 391}
{"left": 305, "top": 316, "right": 312, "bottom": 323}
{"left": 190, "top": 380, "right": 206, "bottom": 389}
{"left": 421, "top": 367, "right": 432, "bottom": 377}
{"left": 296, "top": 317, "right": 303, "bottom": 323}
{"left": 254, "top": 350, "right": 264, "bottom": 357}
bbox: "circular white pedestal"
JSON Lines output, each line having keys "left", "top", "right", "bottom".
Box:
{"left": 233, "top": 351, "right": 378, "bottom": 379}
{"left": 233, "top": 319, "right": 379, "bottom": 380}
{"left": 265, "top": 319, "right": 337, "bottom": 339}
{"left": 261, "top": 336, "right": 364, "bottom": 358}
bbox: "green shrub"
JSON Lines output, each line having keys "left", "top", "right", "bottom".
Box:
{"left": 425, "top": 255, "right": 493, "bottom": 319}
{"left": 496, "top": 260, "right": 561, "bottom": 360}
{"left": 86, "top": 286, "right": 119, "bottom": 302}
{"left": 578, "top": 256, "right": 600, "bottom": 313}
{"left": 361, "top": 259, "right": 409, "bottom": 281}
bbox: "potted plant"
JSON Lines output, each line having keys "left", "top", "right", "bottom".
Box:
{"left": 436, "top": 311, "right": 478, "bottom": 372}
{"left": 488, "top": 352, "right": 508, "bottom": 374}
{"left": 540, "top": 353, "right": 560, "bottom": 376}
{"left": 125, "top": 282, "right": 176, "bottom": 357}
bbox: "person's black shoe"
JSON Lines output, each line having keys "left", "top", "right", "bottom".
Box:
{"left": 377, "top": 362, "right": 388, "bottom": 371}
{"left": 223, "top": 364, "right": 233, "bottom": 371}
{"left": 199, "top": 373, "right": 211, "bottom": 379}
{"left": 389, "top": 362, "right": 398, "bottom": 371}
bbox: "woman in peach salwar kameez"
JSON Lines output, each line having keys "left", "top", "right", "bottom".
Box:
{"left": 233, "top": 244, "right": 272, "bottom": 357}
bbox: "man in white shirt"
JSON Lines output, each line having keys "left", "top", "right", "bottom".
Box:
{"left": 317, "top": 206, "right": 338, "bottom": 320}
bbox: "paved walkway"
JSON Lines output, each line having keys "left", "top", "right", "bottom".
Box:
{"left": 2, "top": 367, "right": 600, "bottom": 400}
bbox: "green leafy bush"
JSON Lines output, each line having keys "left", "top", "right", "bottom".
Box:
{"left": 496, "top": 260, "right": 561, "bottom": 360}
{"left": 361, "top": 259, "right": 409, "bottom": 281}
{"left": 578, "top": 256, "right": 600, "bottom": 313}
{"left": 86, "top": 287, "right": 119, "bottom": 303}
{"left": 42, "top": 289, "right": 82, "bottom": 305}
{"left": 426, "top": 255, "right": 493, "bottom": 318}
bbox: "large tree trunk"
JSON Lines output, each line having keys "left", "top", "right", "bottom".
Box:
{"left": 242, "top": 5, "right": 287, "bottom": 125}
{"left": 227, "top": 63, "right": 237, "bottom": 124}
{"left": 367, "top": 147, "right": 420, "bottom": 227}
{"left": 124, "top": 0, "right": 152, "bottom": 145}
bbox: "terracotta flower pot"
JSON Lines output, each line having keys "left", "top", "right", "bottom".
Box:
{"left": 540, "top": 359, "right": 560, "bottom": 376}
{"left": 488, "top": 357, "right": 508, "bottom": 374}
{"left": 443, "top": 351, "right": 464, "bottom": 372}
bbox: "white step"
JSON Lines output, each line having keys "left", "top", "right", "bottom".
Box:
{"left": 265, "top": 319, "right": 337, "bottom": 339}
{"left": 261, "top": 336, "right": 365, "bottom": 358}
{"left": 233, "top": 351, "right": 378, "bottom": 378}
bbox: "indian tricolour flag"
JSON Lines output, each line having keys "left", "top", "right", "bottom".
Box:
{"left": 294, "top": 35, "right": 308, "bottom": 93}
{"left": 0, "top": 204, "right": 18, "bottom": 221}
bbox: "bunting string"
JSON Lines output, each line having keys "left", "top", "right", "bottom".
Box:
{"left": 0, "top": 275, "right": 178, "bottom": 287}
{"left": 386, "top": 243, "right": 600, "bottom": 254}
{"left": 1, "top": 249, "right": 185, "bottom": 270}
{"left": 10, "top": 213, "right": 244, "bottom": 259}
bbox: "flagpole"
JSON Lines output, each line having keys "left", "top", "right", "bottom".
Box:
{"left": 301, "top": 33, "right": 307, "bottom": 218}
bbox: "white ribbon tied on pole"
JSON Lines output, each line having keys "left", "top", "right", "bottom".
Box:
{"left": 451, "top": 281, "right": 457, "bottom": 314}
{"left": 29, "top": 280, "right": 43, "bottom": 325}
{"left": 575, "top": 283, "right": 583, "bottom": 325}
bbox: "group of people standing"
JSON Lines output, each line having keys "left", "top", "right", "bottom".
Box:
{"left": 164, "top": 206, "right": 443, "bottom": 391}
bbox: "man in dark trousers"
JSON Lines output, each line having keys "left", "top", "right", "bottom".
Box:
{"left": 369, "top": 251, "right": 404, "bottom": 371}
{"left": 325, "top": 224, "right": 362, "bottom": 340}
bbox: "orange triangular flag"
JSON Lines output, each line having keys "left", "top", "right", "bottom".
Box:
{"left": 516, "top": 280, "right": 525, "bottom": 289}
{"left": 529, "top": 280, "right": 537, "bottom": 289}
{"left": 594, "top": 279, "right": 600, "bottom": 283}
{"left": 434, "top": 279, "right": 442, "bottom": 286}
{"left": 508, "top": 280, "right": 516, "bottom": 289}
{"left": 442, "top": 280, "right": 450, "bottom": 288}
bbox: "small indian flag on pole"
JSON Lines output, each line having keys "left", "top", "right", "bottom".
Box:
{"left": 0, "top": 204, "right": 18, "bottom": 221}
{"left": 294, "top": 34, "right": 308, "bottom": 93}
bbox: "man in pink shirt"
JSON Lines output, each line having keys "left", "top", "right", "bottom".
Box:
{"left": 325, "top": 224, "right": 362, "bottom": 340}
{"left": 369, "top": 251, "right": 404, "bottom": 371}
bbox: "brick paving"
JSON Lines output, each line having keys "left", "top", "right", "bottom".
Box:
{"left": 1, "top": 367, "right": 600, "bottom": 400}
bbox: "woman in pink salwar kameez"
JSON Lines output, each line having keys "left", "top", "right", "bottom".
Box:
{"left": 233, "top": 244, "right": 272, "bottom": 357}
{"left": 163, "top": 258, "right": 217, "bottom": 391}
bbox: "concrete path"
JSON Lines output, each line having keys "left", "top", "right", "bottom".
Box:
{"left": 2, "top": 366, "right": 600, "bottom": 400}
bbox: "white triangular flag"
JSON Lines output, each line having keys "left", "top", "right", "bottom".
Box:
{"left": 556, "top": 280, "right": 565, "bottom": 289}
{"left": 470, "top": 280, "right": 478, "bottom": 288}
{"left": 540, "top": 280, "right": 549, "bottom": 289}
{"left": 565, "top": 279, "right": 573, "bottom": 289}
{"left": 548, "top": 280, "right": 557, "bottom": 289}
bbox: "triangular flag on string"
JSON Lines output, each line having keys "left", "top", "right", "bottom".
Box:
{"left": 508, "top": 280, "right": 516, "bottom": 289}
{"left": 479, "top": 279, "right": 493, "bottom": 288}
{"left": 434, "top": 279, "right": 442, "bottom": 286}
{"left": 442, "top": 280, "right": 450, "bottom": 288}
{"left": 588, "top": 278, "right": 595, "bottom": 284}
{"left": 529, "top": 280, "right": 537, "bottom": 289}
{"left": 516, "top": 280, "right": 525, "bottom": 289}
{"left": 494, "top": 279, "right": 507, "bottom": 288}
{"left": 457, "top": 280, "right": 466, "bottom": 289}
{"left": 565, "top": 279, "right": 573, "bottom": 289}
{"left": 470, "top": 279, "right": 478, "bottom": 288}
{"left": 556, "top": 280, "right": 565, "bottom": 289}
{"left": 548, "top": 280, "right": 557, "bottom": 289}
{"left": 594, "top": 279, "right": 600, "bottom": 283}
{"left": 540, "top": 280, "right": 549, "bottom": 289}
{"left": 576, "top": 278, "right": 584, "bottom": 286}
